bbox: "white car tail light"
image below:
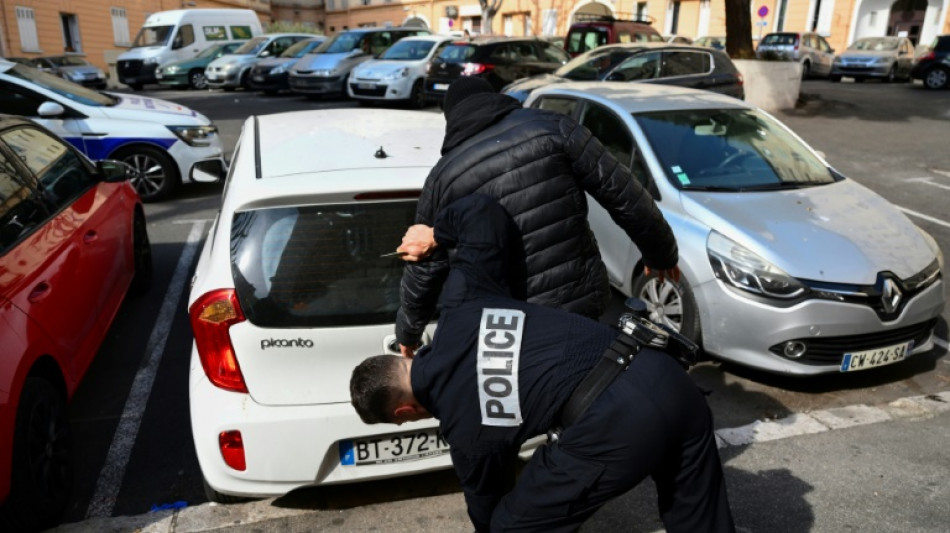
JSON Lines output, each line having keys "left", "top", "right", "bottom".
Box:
{"left": 190, "top": 289, "right": 249, "bottom": 393}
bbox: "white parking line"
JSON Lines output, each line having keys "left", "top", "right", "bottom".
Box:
{"left": 86, "top": 221, "right": 207, "bottom": 519}
{"left": 906, "top": 177, "right": 950, "bottom": 191}
{"left": 897, "top": 205, "right": 950, "bottom": 229}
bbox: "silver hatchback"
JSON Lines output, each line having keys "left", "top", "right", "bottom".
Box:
{"left": 756, "top": 32, "right": 836, "bottom": 79}
{"left": 525, "top": 82, "right": 945, "bottom": 376}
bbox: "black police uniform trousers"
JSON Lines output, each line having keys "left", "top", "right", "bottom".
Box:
{"left": 490, "top": 348, "right": 735, "bottom": 533}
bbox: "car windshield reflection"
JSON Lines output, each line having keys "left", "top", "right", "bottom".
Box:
{"left": 635, "top": 108, "right": 838, "bottom": 191}
{"left": 9, "top": 64, "right": 116, "bottom": 107}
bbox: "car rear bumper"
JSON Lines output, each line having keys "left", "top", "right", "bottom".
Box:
{"left": 189, "top": 351, "right": 454, "bottom": 497}
{"left": 693, "top": 277, "right": 945, "bottom": 375}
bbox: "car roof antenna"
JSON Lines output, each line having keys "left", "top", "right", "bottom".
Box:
{"left": 375, "top": 146, "right": 389, "bottom": 159}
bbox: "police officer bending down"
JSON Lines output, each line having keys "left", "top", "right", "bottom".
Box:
{"left": 350, "top": 195, "right": 735, "bottom": 533}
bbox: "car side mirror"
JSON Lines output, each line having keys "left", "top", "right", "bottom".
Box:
{"left": 97, "top": 159, "right": 136, "bottom": 182}
{"left": 37, "top": 101, "right": 66, "bottom": 117}
{"left": 190, "top": 159, "right": 225, "bottom": 183}
{"left": 261, "top": 50, "right": 271, "bottom": 57}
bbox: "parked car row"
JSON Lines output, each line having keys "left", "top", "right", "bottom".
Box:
{"left": 183, "top": 82, "right": 944, "bottom": 510}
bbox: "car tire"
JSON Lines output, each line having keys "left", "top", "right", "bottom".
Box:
{"left": 885, "top": 65, "right": 897, "bottom": 83}
{"left": 340, "top": 74, "right": 350, "bottom": 99}
{"left": 263, "top": 89, "right": 278, "bottom": 96}
{"left": 202, "top": 477, "right": 253, "bottom": 504}
{"left": 357, "top": 99, "right": 376, "bottom": 107}
{"left": 630, "top": 270, "right": 701, "bottom": 345}
{"left": 130, "top": 211, "right": 153, "bottom": 296}
{"left": 829, "top": 74, "right": 841, "bottom": 82}
{"left": 0, "top": 378, "right": 72, "bottom": 532}
{"left": 189, "top": 69, "right": 208, "bottom": 90}
{"left": 408, "top": 79, "right": 426, "bottom": 109}
{"left": 854, "top": 77, "right": 865, "bottom": 83}
{"left": 128, "top": 83, "right": 143, "bottom": 91}
{"left": 923, "top": 67, "right": 949, "bottom": 90}
{"left": 113, "top": 145, "right": 179, "bottom": 203}
{"left": 801, "top": 61, "right": 811, "bottom": 80}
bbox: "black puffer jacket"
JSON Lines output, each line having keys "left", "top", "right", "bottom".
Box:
{"left": 395, "top": 92, "right": 678, "bottom": 347}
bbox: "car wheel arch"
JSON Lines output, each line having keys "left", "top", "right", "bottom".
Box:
{"left": 108, "top": 142, "right": 181, "bottom": 202}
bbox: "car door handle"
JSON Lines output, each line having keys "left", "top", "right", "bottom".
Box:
{"left": 83, "top": 230, "right": 99, "bottom": 244}
{"left": 28, "top": 282, "right": 52, "bottom": 303}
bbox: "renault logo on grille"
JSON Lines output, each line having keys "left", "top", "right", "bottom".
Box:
{"left": 881, "top": 278, "right": 903, "bottom": 314}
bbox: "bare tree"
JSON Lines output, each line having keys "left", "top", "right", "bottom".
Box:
{"left": 479, "top": 0, "right": 504, "bottom": 35}
{"left": 725, "top": 0, "right": 755, "bottom": 58}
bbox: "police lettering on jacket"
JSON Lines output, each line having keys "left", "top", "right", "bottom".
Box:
{"left": 477, "top": 308, "right": 524, "bottom": 427}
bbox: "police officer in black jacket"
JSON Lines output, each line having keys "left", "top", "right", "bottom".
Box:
{"left": 351, "top": 195, "right": 734, "bottom": 532}
{"left": 395, "top": 77, "right": 679, "bottom": 357}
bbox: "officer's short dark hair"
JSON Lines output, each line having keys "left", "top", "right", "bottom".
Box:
{"left": 350, "top": 354, "right": 404, "bottom": 424}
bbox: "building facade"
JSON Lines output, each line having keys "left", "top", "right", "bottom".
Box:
{"left": 2, "top": 0, "right": 948, "bottom": 77}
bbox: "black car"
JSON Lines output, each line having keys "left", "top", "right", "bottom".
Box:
{"left": 910, "top": 35, "right": 950, "bottom": 89}
{"left": 248, "top": 37, "right": 326, "bottom": 94}
{"left": 425, "top": 37, "right": 570, "bottom": 103}
{"left": 502, "top": 43, "right": 744, "bottom": 103}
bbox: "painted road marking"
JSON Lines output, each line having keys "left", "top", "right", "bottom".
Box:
{"left": 86, "top": 221, "right": 207, "bottom": 519}
{"left": 906, "top": 176, "right": 950, "bottom": 191}
{"left": 897, "top": 205, "right": 950, "bottom": 229}
{"left": 716, "top": 391, "right": 950, "bottom": 448}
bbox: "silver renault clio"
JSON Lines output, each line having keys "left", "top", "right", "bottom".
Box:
{"left": 526, "top": 82, "right": 945, "bottom": 376}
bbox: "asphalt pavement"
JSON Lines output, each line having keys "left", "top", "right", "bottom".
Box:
{"left": 47, "top": 391, "right": 950, "bottom": 533}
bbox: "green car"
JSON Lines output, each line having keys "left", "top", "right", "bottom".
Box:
{"left": 157, "top": 42, "right": 244, "bottom": 89}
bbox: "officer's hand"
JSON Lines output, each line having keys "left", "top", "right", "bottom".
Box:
{"left": 399, "top": 343, "right": 416, "bottom": 359}
{"left": 644, "top": 264, "right": 681, "bottom": 285}
{"left": 397, "top": 224, "right": 437, "bottom": 261}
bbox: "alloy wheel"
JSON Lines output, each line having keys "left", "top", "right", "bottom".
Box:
{"left": 124, "top": 153, "right": 168, "bottom": 199}
{"left": 190, "top": 71, "right": 208, "bottom": 90}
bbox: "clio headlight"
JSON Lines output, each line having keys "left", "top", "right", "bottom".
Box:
{"left": 382, "top": 67, "right": 409, "bottom": 80}
{"left": 707, "top": 231, "right": 806, "bottom": 299}
{"left": 167, "top": 125, "right": 218, "bottom": 147}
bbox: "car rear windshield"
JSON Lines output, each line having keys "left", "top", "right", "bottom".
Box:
{"left": 230, "top": 200, "right": 416, "bottom": 328}
{"left": 635, "top": 108, "right": 837, "bottom": 191}
{"left": 48, "top": 56, "right": 89, "bottom": 66}
{"left": 760, "top": 33, "right": 799, "bottom": 46}
{"left": 436, "top": 43, "right": 477, "bottom": 63}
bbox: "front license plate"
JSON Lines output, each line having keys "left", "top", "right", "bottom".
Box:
{"left": 433, "top": 83, "right": 449, "bottom": 91}
{"left": 840, "top": 340, "right": 913, "bottom": 372}
{"left": 339, "top": 428, "right": 450, "bottom": 466}
{"left": 155, "top": 71, "right": 163, "bottom": 79}
{"left": 358, "top": 82, "right": 376, "bottom": 89}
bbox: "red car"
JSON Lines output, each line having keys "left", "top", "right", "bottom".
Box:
{"left": 0, "top": 116, "right": 151, "bottom": 530}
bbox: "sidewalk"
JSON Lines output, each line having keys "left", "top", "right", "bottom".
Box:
{"left": 49, "top": 392, "right": 950, "bottom": 533}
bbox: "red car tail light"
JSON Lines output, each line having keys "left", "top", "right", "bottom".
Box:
{"left": 219, "top": 430, "right": 246, "bottom": 471}
{"left": 462, "top": 62, "right": 493, "bottom": 76}
{"left": 737, "top": 72, "right": 745, "bottom": 86}
{"left": 918, "top": 51, "right": 936, "bottom": 61}
{"left": 190, "top": 289, "right": 249, "bottom": 393}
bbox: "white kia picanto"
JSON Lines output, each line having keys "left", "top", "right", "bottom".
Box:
{"left": 187, "top": 109, "right": 454, "bottom": 501}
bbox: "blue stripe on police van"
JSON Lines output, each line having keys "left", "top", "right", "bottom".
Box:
{"left": 339, "top": 440, "right": 355, "bottom": 465}
{"left": 63, "top": 136, "right": 178, "bottom": 160}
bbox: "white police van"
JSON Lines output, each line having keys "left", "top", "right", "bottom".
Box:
{"left": 0, "top": 59, "right": 225, "bottom": 202}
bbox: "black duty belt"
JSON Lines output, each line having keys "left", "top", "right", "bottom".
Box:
{"left": 549, "top": 298, "right": 701, "bottom": 441}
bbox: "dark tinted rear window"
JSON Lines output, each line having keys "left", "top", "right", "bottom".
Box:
{"left": 935, "top": 36, "right": 950, "bottom": 52}
{"left": 437, "top": 44, "right": 478, "bottom": 63}
{"left": 230, "top": 201, "right": 416, "bottom": 328}
{"left": 761, "top": 33, "right": 799, "bottom": 46}
{"left": 566, "top": 28, "right": 608, "bottom": 54}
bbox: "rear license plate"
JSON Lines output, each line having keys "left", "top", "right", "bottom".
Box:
{"left": 339, "top": 428, "right": 450, "bottom": 465}
{"left": 840, "top": 340, "right": 913, "bottom": 372}
{"left": 433, "top": 83, "right": 449, "bottom": 91}
{"left": 358, "top": 82, "right": 376, "bottom": 89}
